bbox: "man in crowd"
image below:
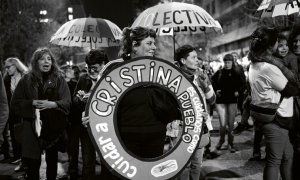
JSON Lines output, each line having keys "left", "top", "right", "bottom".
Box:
{"left": 70, "top": 49, "right": 108, "bottom": 180}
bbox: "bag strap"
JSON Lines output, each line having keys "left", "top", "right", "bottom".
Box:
{"left": 278, "top": 95, "right": 284, "bottom": 106}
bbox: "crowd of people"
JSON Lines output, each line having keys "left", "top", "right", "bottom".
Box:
{"left": 0, "top": 25, "right": 299, "bottom": 180}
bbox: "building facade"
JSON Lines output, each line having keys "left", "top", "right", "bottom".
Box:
{"left": 200, "top": 0, "right": 260, "bottom": 61}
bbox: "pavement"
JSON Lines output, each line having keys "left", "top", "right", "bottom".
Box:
{"left": 0, "top": 112, "right": 265, "bottom": 180}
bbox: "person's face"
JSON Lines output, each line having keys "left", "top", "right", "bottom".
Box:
{"left": 232, "top": 53, "right": 239, "bottom": 62}
{"left": 224, "top": 60, "right": 233, "bottom": 70}
{"left": 65, "top": 68, "right": 75, "bottom": 79}
{"left": 87, "top": 63, "right": 104, "bottom": 79}
{"left": 181, "top": 50, "right": 200, "bottom": 70}
{"left": 293, "top": 34, "right": 300, "bottom": 55}
{"left": 4, "top": 61, "right": 17, "bottom": 76}
{"left": 133, "top": 36, "right": 156, "bottom": 57}
{"left": 38, "top": 53, "right": 52, "bottom": 73}
{"left": 276, "top": 39, "right": 289, "bottom": 57}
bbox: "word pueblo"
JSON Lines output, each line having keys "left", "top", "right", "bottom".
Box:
{"left": 86, "top": 57, "right": 206, "bottom": 180}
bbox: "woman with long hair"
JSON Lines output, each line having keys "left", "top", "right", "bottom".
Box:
{"left": 10, "top": 47, "right": 71, "bottom": 180}
{"left": 2, "top": 57, "right": 28, "bottom": 169}
{"left": 248, "top": 26, "right": 299, "bottom": 180}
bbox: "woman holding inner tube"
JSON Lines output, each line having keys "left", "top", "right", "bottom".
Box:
{"left": 82, "top": 26, "right": 181, "bottom": 179}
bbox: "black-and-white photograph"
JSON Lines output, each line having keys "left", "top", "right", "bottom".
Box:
{"left": 0, "top": 0, "right": 299, "bottom": 179}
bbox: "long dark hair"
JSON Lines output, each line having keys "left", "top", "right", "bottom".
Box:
{"left": 248, "top": 26, "right": 278, "bottom": 62}
{"left": 29, "top": 47, "right": 60, "bottom": 85}
{"left": 119, "top": 26, "right": 156, "bottom": 60}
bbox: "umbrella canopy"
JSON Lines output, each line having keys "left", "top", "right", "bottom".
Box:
{"left": 50, "top": 18, "right": 123, "bottom": 49}
{"left": 256, "top": 0, "right": 300, "bottom": 18}
{"left": 131, "top": 2, "right": 222, "bottom": 35}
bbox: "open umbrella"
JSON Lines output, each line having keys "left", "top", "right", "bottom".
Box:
{"left": 131, "top": 2, "right": 222, "bottom": 54}
{"left": 132, "top": 2, "right": 222, "bottom": 34}
{"left": 50, "top": 18, "right": 123, "bottom": 49}
{"left": 256, "top": 0, "right": 300, "bottom": 18}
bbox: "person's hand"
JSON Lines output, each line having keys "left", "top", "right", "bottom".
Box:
{"left": 202, "top": 111, "right": 209, "bottom": 122}
{"left": 198, "top": 72, "right": 209, "bottom": 90}
{"left": 82, "top": 112, "right": 90, "bottom": 128}
{"left": 76, "top": 90, "right": 90, "bottom": 102}
{"left": 33, "top": 100, "right": 57, "bottom": 110}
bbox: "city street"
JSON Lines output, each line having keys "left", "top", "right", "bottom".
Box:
{"left": 0, "top": 112, "right": 264, "bottom": 180}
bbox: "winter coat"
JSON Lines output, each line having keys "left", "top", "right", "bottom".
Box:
{"left": 4, "top": 73, "right": 24, "bottom": 124}
{"left": 72, "top": 74, "right": 94, "bottom": 124}
{"left": 10, "top": 73, "right": 71, "bottom": 159}
{"left": 0, "top": 73, "right": 9, "bottom": 142}
{"left": 101, "top": 59, "right": 180, "bottom": 134}
{"left": 212, "top": 68, "right": 244, "bottom": 104}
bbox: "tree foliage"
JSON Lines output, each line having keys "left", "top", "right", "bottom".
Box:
{"left": 0, "top": 0, "right": 80, "bottom": 68}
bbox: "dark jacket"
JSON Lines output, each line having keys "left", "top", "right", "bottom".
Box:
{"left": 4, "top": 74, "right": 24, "bottom": 124}
{"left": 102, "top": 59, "right": 180, "bottom": 133}
{"left": 72, "top": 74, "right": 94, "bottom": 123}
{"left": 212, "top": 68, "right": 244, "bottom": 104}
{"left": 0, "top": 73, "right": 9, "bottom": 139}
{"left": 4, "top": 75, "right": 12, "bottom": 105}
{"left": 11, "top": 73, "right": 71, "bottom": 159}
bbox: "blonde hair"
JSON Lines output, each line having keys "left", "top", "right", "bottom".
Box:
{"left": 5, "top": 57, "right": 29, "bottom": 74}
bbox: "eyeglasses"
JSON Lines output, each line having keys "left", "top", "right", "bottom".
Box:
{"left": 87, "top": 65, "right": 100, "bottom": 72}
{"left": 5, "top": 65, "right": 14, "bottom": 69}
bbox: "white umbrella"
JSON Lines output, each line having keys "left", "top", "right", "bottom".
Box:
{"left": 132, "top": 2, "right": 222, "bottom": 35}
{"left": 50, "top": 18, "right": 123, "bottom": 49}
{"left": 256, "top": 0, "right": 300, "bottom": 18}
{"left": 131, "top": 2, "right": 222, "bottom": 56}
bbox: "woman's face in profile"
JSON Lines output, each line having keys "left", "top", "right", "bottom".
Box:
{"left": 5, "top": 61, "right": 17, "bottom": 76}
{"left": 293, "top": 34, "right": 300, "bottom": 55}
{"left": 133, "top": 36, "right": 156, "bottom": 57}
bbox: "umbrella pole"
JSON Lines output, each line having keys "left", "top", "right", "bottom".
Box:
{"left": 173, "top": 33, "right": 176, "bottom": 60}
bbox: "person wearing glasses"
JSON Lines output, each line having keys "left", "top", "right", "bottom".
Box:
{"left": 2, "top": 58, "right": 28, "bottom": 172}
{"left": 71, "top": 49, "right": 109, "bottom": 180}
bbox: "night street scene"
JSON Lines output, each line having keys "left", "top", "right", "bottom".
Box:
{"left": 0, "top": 0, "right": 300, "bottom": 179}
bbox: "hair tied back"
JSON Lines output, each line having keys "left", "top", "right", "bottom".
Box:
{"left": 123, "top": 27, "right": 132, "bottom": 38}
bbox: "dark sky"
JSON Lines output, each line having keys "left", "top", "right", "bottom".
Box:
{"left": 81, "top": 0, "right": 134, "bottom": 29}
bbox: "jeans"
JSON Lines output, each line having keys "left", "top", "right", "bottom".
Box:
{"left": 261, "top": 122, "right": 293, "bottom": 180}
{"left": 81, "top": 125, "right": 96, "bottom": 180}
{"left": 253, "top": 122, "right": 263, "bottom": 157}
{"left": 67, "top": 122, "right": 80, "bottom": 178}
{"left": 240, "top": 96, "right": 250, "bottom": 126}
{"left": 215, "top": 103, "right": 237, "bottom": 146}
{"left": 2, "top": 118, "right": 21, "bottom": 159}
{"left": 175, "top": 148, "right": 204, "bottom": 180}
{"left": 68, "top": 121, "right": 96, "bottom": 180}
